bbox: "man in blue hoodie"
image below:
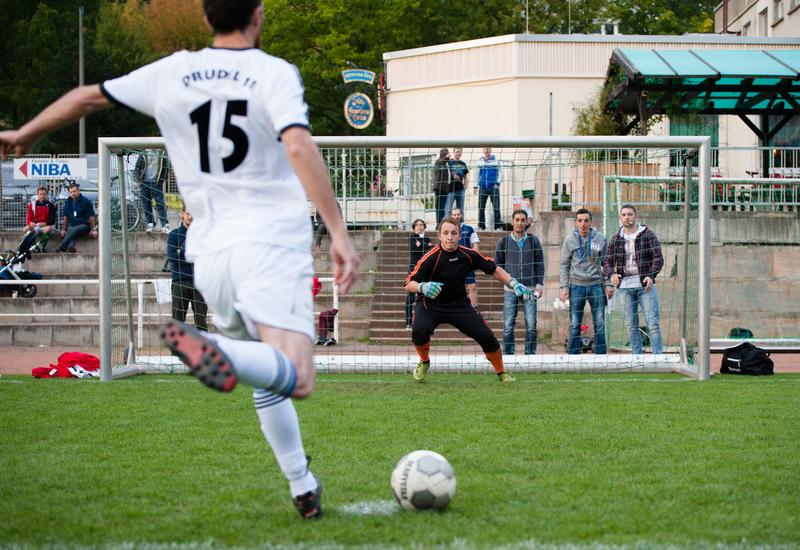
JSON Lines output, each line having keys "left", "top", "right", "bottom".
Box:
{"left": 167, "top": 207, "right": 207, "bottom": 331}
{"left": 475, "top": 146, "right": 502, "bottom": 230}
{"left": 559, "top": 208, "right": 612, "bottom": 355}
{"left": 495, "top": 209, "right": 544, "bottom": 354}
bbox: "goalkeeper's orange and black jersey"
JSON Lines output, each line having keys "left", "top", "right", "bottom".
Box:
{"left": 406, "top": 245, "right": 497, "bottom": 309}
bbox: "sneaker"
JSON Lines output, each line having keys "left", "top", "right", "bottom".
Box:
{"left": 162, "top": 223, "right": 171, "bottom": 234}
{"left": 145, "top": 223, "right": 155, "bottom": 233}
{"left": 413, "top": 360, "right": 430, "bottom": 381}
{"left": 315, "top": 339, "right": 325, "bottom": 346}
{"left": 405, "top": 324, "right": 411, "bottom": 331}
{"left": 323, "top": 338, "right": 336, "bottom": 346}
{"left": 498, "top": 371, "right": 516, "bottom": 382}
{"left": 293, "top": 474, "right": 323, "bottom": 519}
{"left": 160, "top": 320, "right": 237, "bottom": 392}
{"left": 67, "top": 246, "right": 77, "bottom": 253}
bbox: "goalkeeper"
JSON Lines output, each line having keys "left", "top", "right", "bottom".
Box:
{"left": 405, "top": 216, "right": 535, "bottom": 383}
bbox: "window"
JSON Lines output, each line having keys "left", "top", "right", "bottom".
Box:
{"left": 759, "top": 8, "right": 769, "bottom": 34}
{"left": 772, "top": 0, "right": 784, "bottom": 23}
{"left": 790, "top": 0, "right": 799, "bottom": 13}
{"left": 669, "top": 115, "right": 720, "bottom": 168}
{"left": 741, "top": 22, "right": 751, "bottom": 36}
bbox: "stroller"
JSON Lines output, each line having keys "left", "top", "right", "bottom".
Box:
{"left": 0, "top": 231, "right": 44, "bottom": 298}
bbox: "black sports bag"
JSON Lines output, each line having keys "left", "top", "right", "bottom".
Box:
{"left": 720, "top": 342, "right": 774, "bottom": 375}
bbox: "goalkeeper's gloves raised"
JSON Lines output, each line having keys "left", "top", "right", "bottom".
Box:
{"left": 508, "top": 279, "right": 534, "bottom": 300}
{"left": 419, "top": 281, "right": 444, "bottom": 299}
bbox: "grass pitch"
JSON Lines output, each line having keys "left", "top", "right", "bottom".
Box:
{"left": 1, "top": 372, "right": 799, "bottom": 549}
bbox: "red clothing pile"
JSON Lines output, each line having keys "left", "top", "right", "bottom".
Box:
{"left": 32, "top": 352, "right": 100, "bottom": 378}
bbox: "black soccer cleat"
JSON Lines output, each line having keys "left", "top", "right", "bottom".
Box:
{"left": 161, "top": 321, "right": 237, "bottom": 392}
{"left": 292, "top": 475, "right": 323, "bottom": 520}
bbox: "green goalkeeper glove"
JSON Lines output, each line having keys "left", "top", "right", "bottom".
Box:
{"left": 508, "top": 279, "right": 534, "bottom": 301}
{"left": 419, "top": 281, "right": 443, "bottom": 299}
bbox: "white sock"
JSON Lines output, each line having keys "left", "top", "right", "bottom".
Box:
{"left": 206, "top": 333, "right": 296, "bottom": 395}
{"left": 254, "top": 389, "right": 318, "bottom": 497}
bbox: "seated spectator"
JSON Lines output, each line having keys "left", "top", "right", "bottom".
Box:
{"left": 57, "top": 182, "right": 96, "bottom": 253}
{"left": 23, "top": 186, "right": 56, "bottom": 252}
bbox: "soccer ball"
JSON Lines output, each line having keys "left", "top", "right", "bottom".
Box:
{"left": 391, "top": 450, "right": 456, "bottom": 511}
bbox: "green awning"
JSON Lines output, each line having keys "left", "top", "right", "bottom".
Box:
{"left": 606, "top": 48, "right": 800, "bottom": 116}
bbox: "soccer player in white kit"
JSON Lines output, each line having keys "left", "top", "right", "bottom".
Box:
{"left": 0, "top": 0, "right": 360, "bottom": 520}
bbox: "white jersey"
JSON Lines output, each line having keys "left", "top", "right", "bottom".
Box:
{"left": 102, "top": 47, "right": 312, "bottom": 258}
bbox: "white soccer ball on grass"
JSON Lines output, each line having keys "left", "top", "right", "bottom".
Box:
{"left": 391, "top": 450, "right": 456, "bottom": 511}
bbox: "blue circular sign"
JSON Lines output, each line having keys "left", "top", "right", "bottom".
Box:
{"left": 343, "top": 92, "right": 374, "bottom": 129}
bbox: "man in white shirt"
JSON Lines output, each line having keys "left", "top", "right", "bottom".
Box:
{"left": 0, "top": 0, "right": 359, "bottom": 520}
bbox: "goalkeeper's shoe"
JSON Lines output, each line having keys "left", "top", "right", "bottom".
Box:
{"left": 292, "top": 474, "right": 323, "bottom": 520}
{"left": 413, "top": 360, "right": 430, "bottom": 381}
{"left": 498, "top": 371, "right": 516, "bottom": 383}
{"left": 161, "top": 321, "right": 237, "bottom": 392}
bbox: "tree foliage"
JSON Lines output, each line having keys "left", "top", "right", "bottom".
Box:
{"left": 0, "top": 0, "right": 719, "bottom": 152}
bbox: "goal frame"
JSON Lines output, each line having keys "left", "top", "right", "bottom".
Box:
{"left": 97, "top": 135, "right": 713, "bottom": 382}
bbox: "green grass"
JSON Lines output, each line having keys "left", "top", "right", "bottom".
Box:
{"left": 1, "top": 373, "right": 799, "bottom": 549}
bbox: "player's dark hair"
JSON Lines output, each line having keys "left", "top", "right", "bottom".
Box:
{"left": 203, "top": 0, "right": 261, "bottom": 34}
{"left": 68, "top": 182, "right": 80, "bottom": 190}
{"left": 576, "top": 208, "right": 592, "bottom": 220}
{"left": 620, "top": 204, "right": 637, "bottom": 215}
{"left": 511, "top": 209, "right": 528, "bottom": 219}
{"left": 437, "top": 217, "right": 460, "bottom": 233}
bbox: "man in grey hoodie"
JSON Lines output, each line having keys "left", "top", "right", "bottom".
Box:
{"left": 559, "top": 208, "right": 612, "bottom": 354}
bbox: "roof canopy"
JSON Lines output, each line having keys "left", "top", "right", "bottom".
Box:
{"left": 604, "top": 49, "right": 799, "bottom": 165}
{"left": 606, "top": 48, "right": 800, "bottom": 116}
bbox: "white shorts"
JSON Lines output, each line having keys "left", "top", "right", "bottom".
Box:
{"left": 193, "top": 243, "right": 314, "bottom": 342}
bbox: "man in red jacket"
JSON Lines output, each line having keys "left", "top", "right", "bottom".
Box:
{"left": 23, "top": 186, "right": 56, "bottom": 252}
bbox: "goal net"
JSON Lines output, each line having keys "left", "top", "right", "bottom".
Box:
{"left": 97, "top": 136, "right": 716, "bottom": 381}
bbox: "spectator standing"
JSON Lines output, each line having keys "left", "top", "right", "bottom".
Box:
{"left": 135, "top": 148, "right": 171, "bottom": 233}
{"left": 405, "top": 218, "right": 433, "bottom": 329}
{"left": 559, "top": 208, "right": 611, "bottom": 355}
{"left": 432, "top": 148, "right": 451, "bottom": 225}
{"left": 495, "top": 209, "right": 544, "bottom": 355}
{"left": 475, "top": 146, "right": 502, "bottom": 230}
{"left": 57, "top": 182, "right": 96, "bottom": 253}
{"left": 603, "top": 204, "right": 664, "bottom": 354}
{"left": 450, "top": 208, "right": 480, "bottom": 309}
{"left": 444, "top": 147, "right": 468, "bottom": 216}
{"left": 167, "top": 207, "right": 208, "bottom": 331}
{"left": 24, "top": 186, "right": 56, "bottom": 251}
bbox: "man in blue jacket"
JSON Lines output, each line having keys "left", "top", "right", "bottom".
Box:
{"left": 57, "top": 182, "right": 96, "bottom": 253}
{"left": 167, "top": 207, "right": 208, "bottom": 331}
{"left": 495, "top": 209, "right": 544, "bottom": 354}
{"left": 475, "top": 146, "right": 503, "bottom": 230}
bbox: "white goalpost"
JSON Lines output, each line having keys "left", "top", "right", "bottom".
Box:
{"left": 97, "top": 136, "right": 713, "bottom": 382}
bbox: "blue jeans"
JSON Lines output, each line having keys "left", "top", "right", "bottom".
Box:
{"left": 478, "top": 186, "right": 501, "bottom": 229}
{"left": 568, "top": 284, "right": 607, "bottom": 355}
{"left": 58, "top": 223, "right": 90, "bottom": 251}
{"left": 502, "top": 291, "right": 537, "bottom": 355}
{"left": 434, "top": 191, "right": 448, "bottom": 225}
{"left": 140, "top": 180, "right": 168, "bottom": 226}
{"left": 618, "top": 286, "right": 663, "bottom": 354}
{"left": 444, "top": 190, "right": 465, "bottom": 217}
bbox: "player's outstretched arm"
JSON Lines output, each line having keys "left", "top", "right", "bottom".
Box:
{"left": 492, "top": 266, "right": 535, "bottom": 300}
{"left": 0, "top": 85, "right": 111, "bottom": 160}
{"left": 282, "top": 127, "right": 360, "bottom": 294}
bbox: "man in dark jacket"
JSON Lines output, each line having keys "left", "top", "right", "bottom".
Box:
{"left": 167, "top": 207, "right": 207, "bottom": 331}
{"left": 495, "top": 209, "right": 544, "bottom": 354}
{"left": 57, "top": 182, "right": 96, "bottom": 253}
{"left": 603, "top": 204, "right": 664, "bottom": 354}
{"left": 135, "top": 148, "right": 170, "bottom": 233}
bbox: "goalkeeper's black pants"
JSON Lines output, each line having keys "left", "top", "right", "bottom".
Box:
{"left": 411, "top": 302, "right": 500, "bottom": 353}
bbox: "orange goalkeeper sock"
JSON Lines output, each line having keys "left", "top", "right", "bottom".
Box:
{"left": 414, "top": 342, "right": 431, "bottom": 363}
{"left": 485, "top": 349, "right": 504, "bottom": 374}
